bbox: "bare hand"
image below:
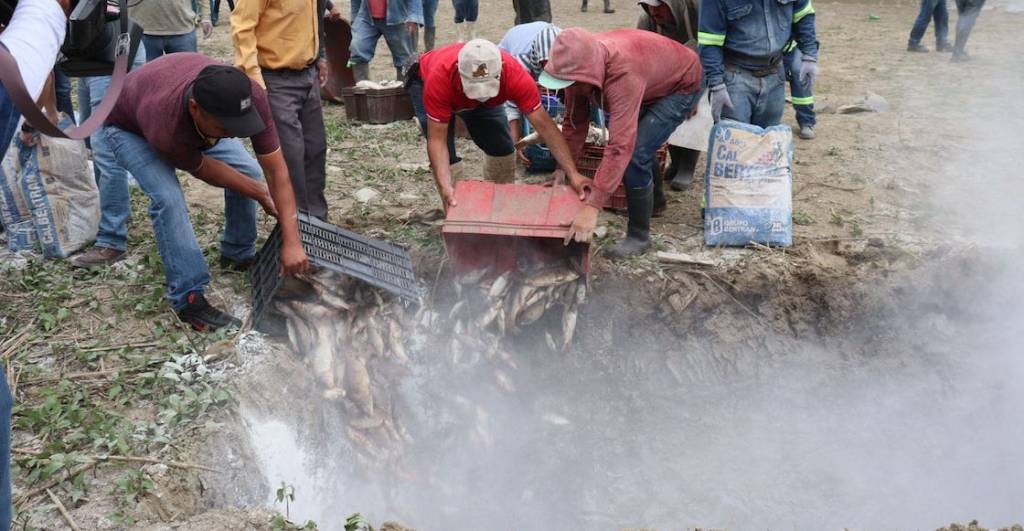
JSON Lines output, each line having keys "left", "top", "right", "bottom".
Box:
{"left": 564, "top": 205, "right": 599, "bottom": 245}
{"left": 318, "top": 59, "right": 329, "bottom": 88}
{"left": 56, "top": 0, "right": 71, "bottom": 15}
{"left": 438, "top": 183, "right": 457, "bottom": 210}
{"left": 516, "top": 148, "right": 531, "bottom": 167}
{"left": 255, "top": 184, "right": 279, "bottom": 218}
{"left": 280, "top": 240, "right": 310, "bottom": 276}
{"left": 567, "top": 172, "right": 593, "bottom": 201}
{"left": 202, "top": 21, "right": 214, "bottom": 39}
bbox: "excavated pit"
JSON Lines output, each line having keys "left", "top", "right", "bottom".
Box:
{"left": 197, "top": 245, "right": 1024, "bottom": 530}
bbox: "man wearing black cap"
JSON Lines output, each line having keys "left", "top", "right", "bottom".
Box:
{"left": 102, "top": 53, "right": 309, "bottom": 331}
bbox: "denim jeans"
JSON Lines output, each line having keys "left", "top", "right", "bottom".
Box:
{"left": 0, "top": 84, "right": 19, "bottom": 531}
{"left": 722, "top": 64, "right": 786, "bottom": 128}
{"left": 350, "top": 16, "right": 415, "bottom": 69}
{"left": 54, "top": 70, "right": 76, "bottom": 123}
{"left": 101, "top": 127, "right": 262, "bottom": 310}
{"left": 953, "top": 0, "right": 986, "bottom": 53}
{"left": 452, "top": 0, "right": 478, "bottom": 22}
{"left": 142, "top": 31, "right": 198, "bottom": 62}
{"left": 407, "top": 76, "right": 514, "bottom": 164}
{"left": 423, "top": 0, "right": 438, "bottom": 27}
{"left": 909, "top": 0, "right": 950, "bottom": 46}
{"left": 78, "top": 49, "right": 146, "bottom": 252}
{"left": 783, "top": 48, "right": 815, "bottom": 127}
{"left": 211, "top": 0, "right": 234, "bottom": 26}
{"left": 623, "top": 91, "right": 700, "bottom": 189}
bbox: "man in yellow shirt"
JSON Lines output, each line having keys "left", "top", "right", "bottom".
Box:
{"left": 232, "top": 0, "right": 329, "bottom": 220}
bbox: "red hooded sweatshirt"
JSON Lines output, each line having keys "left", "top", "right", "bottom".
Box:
{"left": 544, "top": 28, "right": 702, "bottom": 209}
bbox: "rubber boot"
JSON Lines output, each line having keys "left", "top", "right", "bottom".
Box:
{"left": 605, "top": 183, "right": 653, "bottom": 259}
{"left": 580, "top": 0, "right": 587, "bottom": 11}
{"left": 466, "top": 21, "right": 477, "bottom": 40}
{"left": 652, "top": 170, "right": 667, "bottom": 217}
{"left": 424, "top": 27, "right": 436, "bottom": 52}
{"left": 395, "top": 67, "right": 405, "bottom": 81}
{"left": 483, "top": 154, "right": 516, "bottom": 184}
{"left": 352, "top": 62, "right": 370, "bottom": 82}
{"left": 667, "top": 146, "right": 699, "bottom": 191}
{"left": 603, "top": 0, "right": 615, "bottom": 13}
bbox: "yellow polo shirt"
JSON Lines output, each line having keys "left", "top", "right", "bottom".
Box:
{"left": 232, "top": 0, "right": 320, "bottom": 88}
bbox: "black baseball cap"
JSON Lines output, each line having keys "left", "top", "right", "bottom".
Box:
{"left": 192, "top": 65, "right": 266, "bottom": 138}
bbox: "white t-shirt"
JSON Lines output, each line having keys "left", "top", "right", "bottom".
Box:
{"left": 0, "top": 0, "right": 67, "bottom": 100}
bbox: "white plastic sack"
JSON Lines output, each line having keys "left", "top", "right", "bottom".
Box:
{"left": 18, "top": 134, "right": 99, "bottom": 258}
{"left": 667, "top": 93, "right": 713, "bottom": 152}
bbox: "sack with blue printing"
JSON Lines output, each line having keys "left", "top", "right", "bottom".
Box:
{"left": 0, "top": 143, "right": 36, "bottom": 252}
{"left": 704, "top": 120, "right": 793, "bottom": 247}
{"left": 17, "top": 132, "right": 99, "bottom": 259}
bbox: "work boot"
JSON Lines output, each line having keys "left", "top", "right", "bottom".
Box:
{"left": 220, "top": 255, "right": 257, "bottom": 272}
{"left": 70, "top": 245, "right": 126, "bottom": 269}
{"left": 483, "top": 154, "right": 516, "bottom": 184}
{"left": 351, "top": 62, "right": 370, "bottom": 82}
{"left": 424, "top": 27, "right": 436, "bottom": 51}
{"left": 799, "top": 124, "right": 816, "bottom": 140}
{"left": 667, "top": 146, "right": 699, "bottom": 192}
{"left": 605, "top": 183, "right": 653, "bottom": 260}
{"left": 652, "top": 173, "right": 667, "bottom": 217}
{"left": 176, "top": 292, "right": 241, "bottom": 332}
{"left": 603, "top": 0, "right": 615, "bottom": 13}
{"left": 951, "top": 50, "right": 971, "bottom": 62}
{"left": 395, "top": 66, "right": 405, "bottom": 81}
{"left": 906, "top": 42, "right": 929, "bottom": 53}
{"left": 936, "top": 41, "right": 954, "bottom": 52}
{"left": 580, "top": 0, "right": 587, "bottom": 11}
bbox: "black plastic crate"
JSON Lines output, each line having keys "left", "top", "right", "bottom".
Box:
{"left": 250, "top": 213, "right": 420, "bottom": 325}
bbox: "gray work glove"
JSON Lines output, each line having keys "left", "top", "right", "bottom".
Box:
{"left": 709, "top": 84, "right": 733, "bottom": 123}
{"left": 799, "top": 57, "right": 818, "bottom": 89}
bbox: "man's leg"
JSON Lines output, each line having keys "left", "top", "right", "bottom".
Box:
{"left": 953, "top": 0, "right": 986, "bottom": 59}
{"left": 462, "top": 105, "right": 516, "bottom": 183}
{"left": 721, "top": 68, "right": 756, "bottom": 124}
{"left": 349, "top": 12, "right": 382, "bottom": 81}
{"left": 300, "top": 69, "right": 329, "bottom": 219}
{"left": 265, "top": 71, "right": 315, "bottom": 217}
{"left": 749, "top": 66, "right": 787, "bottom": 128}
{"left": 211, "top": 0, "right": 220, "bottom": 25}
{"left": 786, "top": 49, "right": 816, "bottom": 137}
{"left": 54, "top": 70, "right": 76, "bottom": 123}
{"left": 908, "top": 0, "right": 936, "bottom": 50}
{"left": 0, "top": 84, "right": 21, "bottom": 531}
{"left": 423, "top": 0, "right": 438, "bottom": 51}
{"left": 381, "top": 21, "right": 415, "bottom": 75}
{"left": 163, "top": 31, "right": 199, "bottom": 54}
{"left": 934, "top": 0, "right": 951, "bottom": 49}
{"left": 141, "top": 34, "right": 165, "bottom": 62}
{"left": 203, "top": 138, "right": 263, "bottom": 265}
{"left": 102, "top": 126, "right": 212, "bottom": 311}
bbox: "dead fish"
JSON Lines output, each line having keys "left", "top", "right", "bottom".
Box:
{"left": 458, "top": 268, "right": 489, "bottom": 285}
{"left": 349, "top": 412, "right": 386, "bottom": 430}
{"left": 449, "top": 300, "right": 466, "bottom": 321}
{"left": 542, "top": 413, "right": 571, "bottom": 426}
{"left": 544, "top": 331, "right": 558, "bottom": 351}
{"left": 525, "top": 268, "right": 579, "bottom": 288}
{"left": 496, "top": 349, "right": 518, "bottom": 371}
{"left": 367, "top": 326, "right": 386, "bottom": 358}
{"left": 450, "top": 337, "right": 464, "bottom": 366}
{"left": 562, "top": 303, "right": 578, "bottom": 350}
{"left": 495, "top": 307, "right": 507, "bottom": 336}
{"left": 477, "top": 299, "right": 503, "bottom": 329}
{"left": 517, "top": 298, "right": 547, "bottom": 326}
{"left": 494, "top": 369, "right": 515, "bottom": 393}
{"left": 344, "top": 357, "right": 374, "bottom": 415}
{"left": 346, "top": 426, "right": 384, "bottom": 460}
{"left": 387, "top": 319, "right": 411, "bottom": 364}
{"left": 488, "top": 272, "right": 511, "bottom": 299}
{"left": 322, "top": 387, "right": 346, "bottom": 401}
{"left": 575, "top": 279, "right": 587, "bottom": 305}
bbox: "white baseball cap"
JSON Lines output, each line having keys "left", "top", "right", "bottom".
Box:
{"left": 458, "top": 39, "right": 503, "bottom": 101}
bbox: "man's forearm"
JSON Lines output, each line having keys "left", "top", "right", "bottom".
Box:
{"left": 529, "top": 110, "right": 581, "bottom": 175}
{"left": 0, "top": 0, "right": 67, "bottom": 100}
{"left": 257, "top": 150, "right": 301, "bottom": 237}
{"left": 427, "top": 135, "right": 451, "bottom": 190}
{"left": 192, "top": 156, "right": 264, "bottom": 198}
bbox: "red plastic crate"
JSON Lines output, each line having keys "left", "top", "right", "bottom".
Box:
{"left": 577, "top": 143, "right": 668, "bottom": 210}
{"left": 443, "top": 181, "right": 590, "bottom": 280}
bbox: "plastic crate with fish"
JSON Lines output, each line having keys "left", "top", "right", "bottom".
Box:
{"left": 577, "top": 143, "right": 668, "bottom": 210}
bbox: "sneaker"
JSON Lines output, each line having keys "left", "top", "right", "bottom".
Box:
{"left": 176, "top": 292, "right": 241, "bottom": 332}
{"left": 799, "top": 124, "right": 816, "bottom": 140}
{"left": 936, "top": 42, "right": 954, "bottom": 52}
{"left": 603, "top": 8, "right": 616, "bottom": 13}
{"left": 951, "top": 51, "right": 971, "bottom": 63}
{"left": 219, "top": 255, "right": 257, "bottom": 272}
{"left": 907, "top": 43, "right": 930, "bottom": 53}
{"left": 70, "top": 246, "right": 125, "bottom": 269}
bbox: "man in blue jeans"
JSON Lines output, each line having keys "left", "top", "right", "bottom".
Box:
{"left": 907, "top": 0, "right": 951, "bottom": 53}
{"left": 950, "top": 0, "right": 986, "bottom": 62}
{"left": 133, "top": 0, "right": 213, "bottom": 61}
{"left": 71, "top": 48, "right": 147, "bottom": 268}
{"left": 348, "top": 0, "right": 422, "bottom": 81}
{"left": 698, "top": 0, "right": 818, "bottom": 128}
{"left": 0, "top": 0, "right": 70, "bottom": 526}
{"left": 783, "top": 40, "right": 816, "bottom": 140}
{"left": 103, "top": 53, "right": 309, "bottom": 330}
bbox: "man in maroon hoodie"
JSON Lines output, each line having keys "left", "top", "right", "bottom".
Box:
{"left": 540, "top": 28, "right": 702, "bottom": 258}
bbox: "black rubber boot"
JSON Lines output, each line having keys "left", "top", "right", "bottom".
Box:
{"left": 424, "top": 27, "right": 436, "bottom": 52}
{"left": 668, "top": 146, "right": 699, "bottom": 191}
{"left": 605, "top": 183, "right": 653, "bottom": 259}
{"left": 580, "top": 0, "right": 587, "bottom": 11}
{"left": 352, "top": 62, "right": 370, "bottom": 82}
{"left": 652, "top": 172, "right": 667, "bottom": 217}
{"left": 603, "top": 0, "right": 615, "bottom": 13}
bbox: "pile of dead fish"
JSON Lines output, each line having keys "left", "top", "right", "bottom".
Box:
{"left": 274, "top": 270, "right": 412, "bottom": 463}
{"left": 446, "top": 265, "right": 586, "bottom": 366}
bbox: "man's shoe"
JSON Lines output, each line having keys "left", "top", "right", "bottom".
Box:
{"left": 603, "top": 8, "right": 616, "bottom": 13}
{"left": 799, "top": 125, "right": 816, "bottom": 140}
{"left": 176, "top": 292, "right": 241, "bottom": 332}
{"left": 667, "top": 146, "right": 698, "bottom": 192}
{"left": 951, "top": 51, "right": 971, "bottom": 62}
{"left": 70, "top": 246, "right": 125, "bottom": 269}
{"left": 936, "top": 42, "right": 954, "bottom": 52}
{"left": 220, "top": 255, "right": 257, "bottom": 272}
{"left": 907, "top": 43, "right": 930, "bottom": 53}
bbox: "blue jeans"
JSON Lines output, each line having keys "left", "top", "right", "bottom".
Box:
{"left": 909, "top": 0, "right": 950, "bottom": 46}
{"left": 211, "top": 0, "right": 233, "bottom": 25}
{"left": 423, "top": 0, "right": 438, "bottom": 27}
{"left": 101, "top": 127, "right": 262, "bottom": 310}
{"left": 452, "top": 0, "right": 478, "bottom": 22}
{"left": 350, "top": 16, "right": 415, "bottom": 69}
{"left": 142, "top": 32, "right": 198, "bottom": 62}
{"left": 623, "top": 91, "right": 700, "bottom": 189}
{"left": 783, "top": 48, "right": 815, "bottom": 127}
{"left": 0, "top": 85, "right": 18, "bottom": 531}
{"left": 78, "top": 49, "right": 146, "bottom": 252}
{"left": 54, "top": 70, "right": 76, "bottom": 123}
{"left": 722, "top": 64, "right": 786, "bottom": 128}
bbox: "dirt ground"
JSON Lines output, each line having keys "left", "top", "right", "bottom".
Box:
{"left": 1, "top": 0, "right": 1023, "bottom": 529}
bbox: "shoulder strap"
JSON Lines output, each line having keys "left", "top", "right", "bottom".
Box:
{"left": 0, "top": 0, "right": 131, "bottom": 140}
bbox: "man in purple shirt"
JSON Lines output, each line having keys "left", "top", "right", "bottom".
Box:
{"left": 102, "top": 53, "right": 309, "bottom": 331}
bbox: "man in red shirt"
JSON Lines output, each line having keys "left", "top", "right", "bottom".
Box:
{"left": 406, "top": 39, "right": 588, "bottom": 209}
{"left": 541, "top": 28, "right": 702, "bottom": 258}
{"left": 102, "top": 53, "right": 309, "bottom": 331}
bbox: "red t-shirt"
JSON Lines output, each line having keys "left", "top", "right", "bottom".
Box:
{"left": 368, "top": 0, "right": 387, "bottom": 19}
{"left": 418, "top": 43, "right": 542, "bottom": 124}
{"left": 106, "top": 53, "right": 280, "bottom": 173}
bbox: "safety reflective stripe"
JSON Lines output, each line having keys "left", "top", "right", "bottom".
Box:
{"left": 783, "top": 40, "right": 798, "bottom": 52}
{"left": 698, "top": 32, "right": 726, "bottom": 46}
{"left": 793, "top": 2, "right": 815, "bottom": 22}
{"left": 791, "top": 96, "right": 814, "bottom": 105}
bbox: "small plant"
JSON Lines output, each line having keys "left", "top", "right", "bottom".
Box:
{"left": 345, "top": 513, "right": 374, "bottom": 531}
{"left": 850, "top": 223, "right": 864, "bottom": 237}
{"left": 112, "top": 468, "right": 155, "bottom": 504}
{"left": 829, "top": 210, "right": 845, "bottom": 226}
{"left": 792, "top": 211, "right": 815, "bottom": 226}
